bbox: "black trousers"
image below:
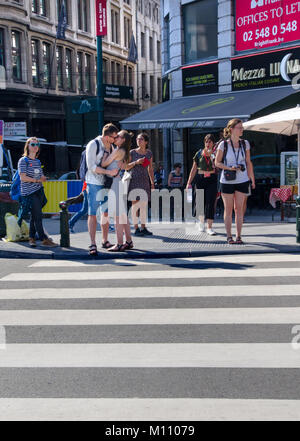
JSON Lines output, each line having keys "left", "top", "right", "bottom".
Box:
{"left": 193, "top": 174, "right": 218, "bottom": 220}
{"left": 29, "top": 191, "right": 47, "bottom": 240}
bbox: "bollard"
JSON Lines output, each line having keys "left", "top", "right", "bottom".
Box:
{"left": 296, "top": 196, "right": 300, "bottom": 244}
{"left": 59, "top": 201, "right": 70, "bottom": 248}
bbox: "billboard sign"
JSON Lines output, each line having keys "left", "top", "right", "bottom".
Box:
{"left": 95, "top": 0, "right": 107, "bottom": 36}
{"left": 236, "top": 0, "right": 300, "bottom": 52}
{"left": 182, "top": 62, "right": 219, "bottom": 96}
{"left": 232, "top": 46, "right": 300, "bottom": 90}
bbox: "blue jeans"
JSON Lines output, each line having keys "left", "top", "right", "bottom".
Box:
{"left": 69, "top": 190, "right": 88, "bottom": 228}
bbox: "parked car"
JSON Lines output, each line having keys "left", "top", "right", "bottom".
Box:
{"left": 58, "top": 171, "right": 78, "bottom": 181}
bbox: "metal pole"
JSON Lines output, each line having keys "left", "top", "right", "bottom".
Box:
{"left": 97, "top": 35, "right": 104, "bottom": 133}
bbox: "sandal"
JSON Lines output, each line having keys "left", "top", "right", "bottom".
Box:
{"left": 102, "top": 241, "right": 113, "bottom": 249}
{"left": 121, "top": 241, "right": 134, "bottom": 251}
{"left": 235, "top": 236, "right": 244, "bottom": 245}
{"left": 108, "top": 244, "right": 124, "bottom": 252}
{"left": 227, "top": 236, "right": 235, "bottom": 245}
{"left": 88, "top": 244, "right": 98, "bottom": 256}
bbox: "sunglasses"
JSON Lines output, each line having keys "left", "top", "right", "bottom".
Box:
{"left": 30, "top": 143, "right": 40, "bottom": 147}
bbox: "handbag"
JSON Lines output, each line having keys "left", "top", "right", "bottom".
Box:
{"left": 121, "top": 170, "right": 132, "bottom": 183}
{"left": 224, "top": 169, "right": 236, "bottom": 181}
{"left": 103, "top": 175, "right": 113, "bottom": 189}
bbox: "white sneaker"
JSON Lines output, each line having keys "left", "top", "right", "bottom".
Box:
{"left": 199, "top": 223, "right": 205, "bottom": 232}
{"left": 206, "top": 228, "right": 217, "bottom": 236}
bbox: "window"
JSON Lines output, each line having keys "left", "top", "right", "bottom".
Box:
{"left": 0, "top": 29, "right": 5, "bottom": 68}
{"left": 77, "top": 52, "right": 83, "bottom": 90}
{"left": 111, "top": 9, "right": 120, "bottom": 44}
{"left": 164, "top": 15, "right": 170, "bottom": 70}
{"left": 124, "top": 17, "right": 131, "bottom": 49}
{"left": 31, "top": 39, "right": 40, "bottom": 86}
{"left": 183, "top": 0, "right": 218, "bottom": 63}
{"left": 124, "top": 65, "right": 127, "bottom": 86}
{"left": 32, "top": 0, "right": 47, "bottom": 16}
{"left": 138, "top": 0, "right": 143, "bottom": 14}
{"left": 57, "top": 0, "right": 68, "bottom": 24}
{"left": 149, "top": 36, "right": 153, "bottom": 61}
{"left": 128, "top": 66, "right": 133, "bottom": 87}
{"left": 84, "top": 53, "right": 91, "bottom": 92}
{"left": 111, "top": 61, "right": 116, "bottom": 84}
{"left": 78, "top": 0, "right": 88, "bottom": 32}
{"left": 141, "top": 72, "right": 146, "bottom": 97}
{"left": 65, "top": 48, "right": 72, "bottom": 90}
{"left": 11, "top": 30, "right": 22, "bottom": 81}
{"left": 103, "top": 58, "right": 108, "bottom": 84}
{"left": 56, "top": 45, "right": 63, "bottom": 88}
{"left": 124, "top": 0, "right": 130, "bottom": 5}
{"left": 42, "top": 42, "right": 51, "bottom": 87}
{"left": 157, "top": 77, "right": 162, "bottom": 103}
{"left": 150, "top": 75, "right": 154, "bottom": 102}
{"left": 141, "top": 32, "right": 145, "bottom": 58}
{"left": 157, "top": 41, "right": 161, "bottom": 64}
{"left": 116, "top": 63, "right": 121, "bottom": 85}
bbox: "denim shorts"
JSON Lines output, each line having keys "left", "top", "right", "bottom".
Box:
{"left": 86, "top": 184, "right": 108, "bottom": 215}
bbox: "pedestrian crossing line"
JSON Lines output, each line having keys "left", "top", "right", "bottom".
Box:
{"left": 0, "top": 343, "right": 299, "bottom": 368}
{"left": 0, "top": 307, "right": 299, "bottom": 325}
{"left": 0, "top": 285, "right": 300, "bottom": 300}
{"left": 0, "top": 398, "right": 299, "bottom": 421}
{"left": 29, "top": 253, "right": 300, "bottom": 267}
{"left": 3, "top": 267, "right": 300, "bottom": 282}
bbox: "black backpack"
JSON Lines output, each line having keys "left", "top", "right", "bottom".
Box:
{"left": 79, "top": 139, "right": 100, "bottom": 181}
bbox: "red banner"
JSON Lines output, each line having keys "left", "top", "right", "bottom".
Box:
{"left": 95, "top": 0, "right": 107, "bottom": 36}
{"left": 236, "top": 0, "right": 300, "bottom": 52}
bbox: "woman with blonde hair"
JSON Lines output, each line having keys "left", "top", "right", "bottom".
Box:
{"left": 18, "top": 137, "right": 57, "bottom": 247}
{"left": 215, "top": 119, "right": 255, "bottom": 244}
{"left": 101, "top": 130, "right": 134, "bottom": 251}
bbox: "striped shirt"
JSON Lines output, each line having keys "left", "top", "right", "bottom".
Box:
{"left": 18, "top": 157, "right": 43, "bottom": 196}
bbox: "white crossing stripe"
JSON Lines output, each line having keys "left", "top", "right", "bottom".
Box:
{"left": 0, "top": 398, "right": 300, "bottom": 421}
{"left": 3, "top": 267, "right": 300, "bottom": 281}
{"left": 0, "top": 285, "right": 300, "bottom": 300}
{"left": 0, "top": 343, "right": 299, "bottom": 368}
{"left": 29, "top": 253, "right": 300, "bottom": 267}
{"left": 0, "top": 307, "right": 299, "bottom": 325}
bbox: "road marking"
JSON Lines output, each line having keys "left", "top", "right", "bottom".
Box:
{"left": 0, "top": 285, "right": 300, "bottom": 299}
{"left": 0, "top": 398, "right": 299, "bottom": 421}
{"left": 3, "top": 267, "right": 300, "bottom": 281}
{"left": 0, "top": 307, "right": 299, "bottom": 325}
{"left": 0, "top": 343, "right": 299, "bottom": 368}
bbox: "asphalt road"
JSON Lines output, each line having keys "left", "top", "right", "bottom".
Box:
{"left": 0, "top": 254, "right": 300, "bottom": 421}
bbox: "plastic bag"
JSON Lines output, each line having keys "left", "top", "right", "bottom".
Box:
{"left": 4, "top": 213, "right": 29, "bottom": 242}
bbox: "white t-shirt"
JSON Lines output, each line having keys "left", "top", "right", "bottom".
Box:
{"left": 217, "top": 139, "right": 250, "bottom": 184}
{"left": 85, "top": 136, "right": 106, "bottom": 185}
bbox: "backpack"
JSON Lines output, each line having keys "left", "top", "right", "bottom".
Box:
{"left": 79, "top": 139, "right": 101, "bottom": 181}
{"left": 10, "top": 157, "right": 29, "bottom": 201}
{"left": 223, "top": 139, "right": 246, "bottom": 165}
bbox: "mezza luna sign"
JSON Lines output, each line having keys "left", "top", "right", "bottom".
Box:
{"left": 231, "top": 46, "right": 300, "bottom": 90}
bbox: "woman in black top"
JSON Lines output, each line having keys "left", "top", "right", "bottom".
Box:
{"left": 186, "top": 134, "right": 218, "bottom": 235}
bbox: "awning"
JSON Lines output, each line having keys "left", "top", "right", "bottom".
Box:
{"left": 120, "top": 86, "right": 299, "bottom": 130}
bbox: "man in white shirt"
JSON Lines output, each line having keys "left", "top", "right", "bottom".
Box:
{"left": 85, "top": 123, "right": 119, "bottom": 256}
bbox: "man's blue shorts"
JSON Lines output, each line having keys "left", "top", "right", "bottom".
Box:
{"left": 86, "top": 184, "right": 108, "bottom": 215}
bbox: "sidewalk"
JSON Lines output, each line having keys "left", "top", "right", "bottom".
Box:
{"left": 0, "top": 210, "right": 299, "bottom": 259}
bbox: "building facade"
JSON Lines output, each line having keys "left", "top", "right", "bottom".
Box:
{"left": 0, "top": 0, "right": 162, "bottom": 151}
{"left": 122, "top": 0, "right": 300, "bottom": 191}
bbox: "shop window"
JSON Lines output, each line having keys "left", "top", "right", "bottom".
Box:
{"left": 0, "top": 29, "right": 5, "bottom": 68}
{"left": 78, "top": 0, "right": 88, "bottom": 32}
{"left": 183, "top": 0, "right": 217, "bottom": 63}
{"left": 77, "top": 52, "right": 83, "bottom": 91}
{"left": 84, "top": 53, "right": 91, "bottom": 92}
{"left": 65, "top": 48, "right": 72, "bottom": 90}
{"left": 56, "top": 45, "right": 63, "bottom": 89}
{"left": 31, "top": 39, "right": 40, "bottom": 86}
{"left": 32, "top": 0, "right": 47, "bottom": 16}
{"left": 11, "top": 30, "right": 22, "bottom": 81}
{"left": 42, "top": 42, "right": 51, "bottom": 87}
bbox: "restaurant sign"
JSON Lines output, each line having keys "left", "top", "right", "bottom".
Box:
{"left": 231, "top": 46, "right": 300, "bottom": 90}
{"left": 236, "top": 0, "right": 300, "bottom": 52}
{"left": 182, "top": 62, "right": 218, "bottom": 96}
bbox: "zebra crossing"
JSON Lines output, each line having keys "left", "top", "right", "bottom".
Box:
{"left": 0, "top": 253, "right": 300, "bottom": 420}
